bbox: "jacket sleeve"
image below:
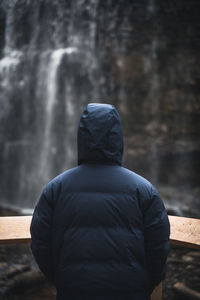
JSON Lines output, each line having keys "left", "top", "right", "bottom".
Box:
{"left": 30, "top": 185, "right": 54, "bottom": 283}
{"left": 143, "top": 185, "right": 170, "bottom": 293}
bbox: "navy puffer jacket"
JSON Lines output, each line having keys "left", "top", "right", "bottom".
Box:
{"left": 31, "top": 103, "right": 170, "bottom": 300}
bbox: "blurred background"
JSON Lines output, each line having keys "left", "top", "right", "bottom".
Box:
{"left": 0, "top": 0, "right": 200, "bottom": 216}
{"left": 0, "top": 0, "right": 200, "bottom": 299}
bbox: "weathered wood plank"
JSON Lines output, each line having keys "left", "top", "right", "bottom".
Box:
{"left": 0, "top": 215, "right": 200, "bottom": 249}
{"left": 151, "top": 283, "right": 162, "bottom": 300}
{"left": 169, "top": 216, "right": 200, "bottom": 249}
{"left": 0, "top": 216, "right": 32, "bottom": 244}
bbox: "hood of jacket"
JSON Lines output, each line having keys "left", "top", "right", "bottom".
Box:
{"left": 78, "top": 103, "right": 123, "bottom": 165}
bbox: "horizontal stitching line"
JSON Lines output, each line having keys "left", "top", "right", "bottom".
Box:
{"left": 64, "top": 190, "right": 133, "bottom": 195}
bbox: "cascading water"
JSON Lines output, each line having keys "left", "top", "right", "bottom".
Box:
{"left": 39, "top": 47, "right": 77, "bottom": 183}
{"left": 0, "top": 0, "right": 102, "bottom": 210}
{"left": 0, "top": 0, "right": 199, "bottom": 216}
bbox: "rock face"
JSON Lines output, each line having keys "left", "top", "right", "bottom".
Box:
{"left": 0, "top": 0, "right": 199, "bottom": 211}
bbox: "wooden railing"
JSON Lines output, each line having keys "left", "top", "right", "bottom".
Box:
{"left": 0, "top": 215, "right": 200, "bottom": 299}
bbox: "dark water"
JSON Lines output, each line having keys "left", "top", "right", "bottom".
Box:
{"left": 0, "top": 0, "right": 200, "bottom": 214}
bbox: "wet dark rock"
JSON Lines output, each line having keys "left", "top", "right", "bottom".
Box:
{"left": 4, "top": 270, "right": 45, "bottom": 295}
{"left": 0, "top": 263, "right": 7, "bottom": 270}
{"left": 2, "top": 264, "right": 30, "bottom": 279}
{"left": 187, "top": 252, "right": 200, "bottom": 258}
{"left": 0, "top": 243, "right": 50, "bottom": 299}
{"left": 164, "top": 246, "right": 200, "bottom": 300}
{"left": 173, "top": 282, "right": 200, "bottom": 300}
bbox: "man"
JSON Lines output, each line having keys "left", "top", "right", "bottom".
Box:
{"left": 31, "top": 103, "right": 170, "bottom": 300}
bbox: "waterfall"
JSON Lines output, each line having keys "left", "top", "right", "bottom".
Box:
{"left": 0, "top": 0, "right": 102, "bottom": 209}
{"left": 39, "top": 47, "right": 77, "bottom": 182}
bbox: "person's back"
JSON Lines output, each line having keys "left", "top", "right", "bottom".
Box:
{"left": 31, "top": 103, "right": 170, "bottom": 300}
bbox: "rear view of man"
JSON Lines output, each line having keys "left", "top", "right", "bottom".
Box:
{"left": 31, "top": 103, "right": 170, "bottom": 300}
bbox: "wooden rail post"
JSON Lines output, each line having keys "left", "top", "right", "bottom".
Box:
{"left": 151, "top": 216, "right": 200, "bottom": 300}
{"left": 0, "top": 215, "right": 200, "bottom": 300}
